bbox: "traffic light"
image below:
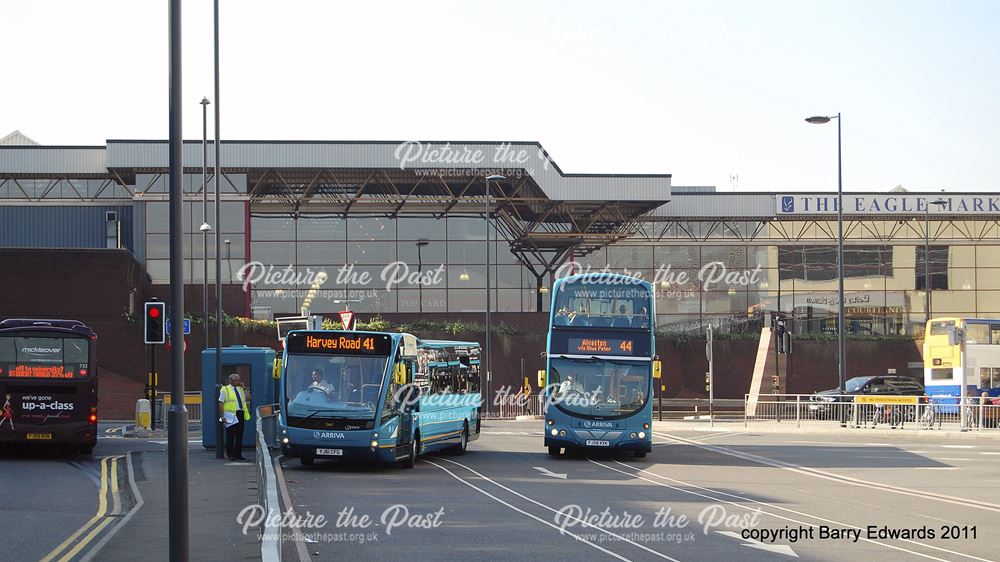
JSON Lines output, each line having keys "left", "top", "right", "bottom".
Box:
{"left": 144, "top": 301, "right": 166, "bottom": 344}
{"left": 771, "top": 375, "right": 780, "bottom": 388}
{"left": 705, "top": 372, "right": 711, "bottom": 392}
{"left": 775, "top": 317, "right": 791, "bottom": 354}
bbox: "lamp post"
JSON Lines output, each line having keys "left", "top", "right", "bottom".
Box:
{"left": 805, "top": 113, "right": 846, "bottom": 425}
{"left": 416, "top": 238, "right": 429, "bottom": 313}
{"left": 200, "top": 97, "right": 211, "bottom": 352}
{"left": 213, "top": 0, "right": 224, "bottom": 460}
{"left": 485, "top": 174, "right": 505, "bottom": 415}
{"left": 924, "top": 198, "right": 949, "bottom": 325}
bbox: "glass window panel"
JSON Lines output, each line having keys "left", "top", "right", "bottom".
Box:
{"left": 398, "top": 289, "right": 446, "bottom": 313}
{"left": 298, "top": 216, "right": 346, "bottom": 240}
{"left": 145, "top": 259, "right": 170, "bottom": 283}
{"left": 397, "top": 217, "right": 446, "bottom": 240}
{"left": 349, "top": 217, "right": 395, "bottom": 241}
{"left": 252, "top": 242, "right": 296, "bottom": 266}
{"left": 297, "top": 241, "right": 346, "bottom": 264}
{"left": 497, "top": 266, "right": 524, "bottom": 289}
{"left": 607, "top": 246, "right": 654, "bottom": 269}
{"left": 497, "top": 290, "right": 522, "bottom": 312}
{"left": 449, "top": 265, "right": 486, "bottom": 288}
{"left": 146, "top": 234, "right": 170, "bottom": 259}
{"left": 979, "top": 292, "right": 1000, "bottom": 314}
{"left": 749, "top": 246, "right": 776, "bottom": 269}
{"left": 966, "top": 323, "right": 990, "bottom": 344}
{"left": 977, "top": 246, "right": 1000, "bottom": 268}
{"left": 448, "top": 289, "right": 490, "bottom": 312}
{"left": 977, "top": 270, "right": 1000, "bottom": 290}
{"left": 448, "top": 241, "right": 487, "bottom": 264}
{"left": 702, "top": 246, "right": 747, "bottom": 269}
{"left": 656, "top": 314, "right": 703, "bottom": 334}
{"left": 702, "top": 290, "right": 748, "bottom": 315}
{"left": 398, "top": 240, "right": 447, "bottom": 269}
{"left": 348, "top": 241, "right": 396, "bottom": 265}
{"left": 448, "top": 217, "right": 490, "bottom": 240}
{"left": 574, "top": 248, "right": 607, "bottom": 269}
{"left": 251, "top": 215, "right": 296, "bottom": 241}
{"left": 219, "top": 202, "right": 245, "bottom": 232}
{"left": 931, "top": 291, "right": 976, "bottom": 314}
{"left": 657, "top": 246, "right": 699, "bottom": 269}
{"left": 656, "top": 286, "right": 701, "bottom": 315}
{"left": 494, "top": 244, "right": 520, "bottom": 265}
{"left": 949, "top": 246, "right": 976, "bottom": 267}
{"left": 251, "top": 289, "right": 298, "bottom": 316}
{"left": 146, "top": 202, "right": 169, "bottom": 233}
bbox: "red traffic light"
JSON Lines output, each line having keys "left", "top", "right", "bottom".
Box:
{"left": 149, "top": 307, "right": 160, "bottom": 318}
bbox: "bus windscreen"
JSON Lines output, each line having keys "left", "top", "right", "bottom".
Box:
{"left": 552, "top": 280, "right": 652, "bottom": 329}
{"left": 0, "top": 336, "right": 90, "bottom": 379}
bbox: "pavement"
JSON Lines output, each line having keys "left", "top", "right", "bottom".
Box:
{"left": 95, "top": 435, "right": 260, "bottom": 561}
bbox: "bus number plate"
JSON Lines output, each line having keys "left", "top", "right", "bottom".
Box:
{"left": 26, "top": 433, "right": 53, "bottom": 440}
{"left": 316, "top": 448, "right": 343, "bottom": 456}
{"left": 585, "top": 440, "right": 610, "bottom": 447}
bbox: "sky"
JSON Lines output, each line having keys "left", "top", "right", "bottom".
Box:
{"left": 3, "top": 0, "right": 998, "bottom": 192}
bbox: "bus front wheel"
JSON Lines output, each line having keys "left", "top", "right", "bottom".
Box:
{"left": 402, "top": 437, "right": 419, "bottom": 469}
{"left": 300, "top": 456, "right": 314, "bottom": 466}
{"left": 547, "top": 445, "right": 560, "bottom": 457}
{"left": 453, "top": 424, "right": 469, "bottom": 456}
{"left": 634, "top": 449, "right": 647, "bottom": 459}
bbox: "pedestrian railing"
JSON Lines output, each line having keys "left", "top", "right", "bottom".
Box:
{"left": 483, "top": 394, "right": 546, "bottom": 419}
{"left": 255, "top": 404, "right": 281, "bottom": 562}
{"left": 153, "top": 391, "right": 203, "bottom": 428}
{"left": 746, "top": 394, "right": 1000, "bottom": 432}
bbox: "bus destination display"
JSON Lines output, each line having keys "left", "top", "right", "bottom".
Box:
{"left": 287, "top": 333, "right": 392, "bottom": 356}
{"left": 568, "top": 337, "right": 638, "bottom": 356}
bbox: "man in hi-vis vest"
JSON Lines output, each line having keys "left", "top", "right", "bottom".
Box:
{"left": 218, "top": 373, "right": 251, "bottom": 461}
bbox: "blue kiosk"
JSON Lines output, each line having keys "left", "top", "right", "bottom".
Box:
{"left": 201, "top": 345, "right": 278, "bottom": 449}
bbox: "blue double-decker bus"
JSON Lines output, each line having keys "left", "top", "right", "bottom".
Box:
{"left": 542, "top": 273, "right": 657, "bottom": 458}
{"left": 278, "top": 330, "right": 481, "bottom": 467}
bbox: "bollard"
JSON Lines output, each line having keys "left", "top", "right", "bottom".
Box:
{"left": 135, "top": 398, "right": 152, "bottom": 436}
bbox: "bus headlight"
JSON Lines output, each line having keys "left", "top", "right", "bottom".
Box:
{"left": 547, "top": 419, "right": 554, "bottom": 425}
{"left": 370, "top": 440, "right": 379, "bottom": 449}
{"left": 282, "top": 437, "right": 289, "bottom": 444}
{"left": 642, "top": 423, "right": 649, "bottom": 429}
{"left": 638, "top": 431, "right": 646, "bottom": 439}
{"left": 630, "top": 432, "right": 637, "bottom": 439}
{"left": 550, "top": 428, "right": 558, "bottom": 436}
{"left": 559, "top": 430, "right": 567, "bottom": 436}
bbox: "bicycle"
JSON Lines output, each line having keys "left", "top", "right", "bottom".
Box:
{"left": 871, "top": 403, "right": 904, "bottom": 429}
{"left": 918, "top": 397, "right": 939, "bottom": 430}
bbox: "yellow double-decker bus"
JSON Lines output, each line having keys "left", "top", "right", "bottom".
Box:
{"left": 924, "top": 318, "right": 1000, "bottom": 408}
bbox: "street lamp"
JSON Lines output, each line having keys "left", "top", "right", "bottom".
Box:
{"left": 200, "top": 98, "right": 211, "bottom": 353}
{"left": 485, "top": 174, "right": 505, "bottom": 415}
{"left": 415, "top": 238, "right": 429, "bottom": 313}
{"left": 924, "top": 198, "right": 948, "bottom": 326}
{"left": 805, "top": 113, "right": 846, "bottom": 424}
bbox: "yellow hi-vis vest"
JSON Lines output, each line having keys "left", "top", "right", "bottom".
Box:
{"left": 222, "top": 385, "right": 251, "bottom": 420}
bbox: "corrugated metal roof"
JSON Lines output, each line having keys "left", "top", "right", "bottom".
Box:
{"left": 651, "top": 193, "right": 776, "bottom": 218}
{"left": 106, "top": 140, "right": 671, "bottom": 202}
{"left": 0, "top": 205, "right": 133, "bottom": 251}
{"left": 0, "top": 146, "right": 107, "bottom": 175}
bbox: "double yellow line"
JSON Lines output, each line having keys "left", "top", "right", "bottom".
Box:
{"left": 40, "top": 455, "right": 124, "bottom": 562}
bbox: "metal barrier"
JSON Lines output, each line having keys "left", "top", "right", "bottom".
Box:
{"left": 154, "top": 391, "right": 203, "bottom": 426}
{"left": 484, "top": 394, "right": 545, "bottom": 419}
{"left": 256, "top": 404, "right": 281, "bottom": 562}
{"left": 745, "top": 394, "right": 1000, "bottom": 432}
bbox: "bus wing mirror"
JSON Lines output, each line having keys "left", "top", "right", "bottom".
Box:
{"left": 536, "top": 369, "right": 545, "bottom": 388}
{"left": 272, "top": 358, "right": 282, "bottom": 380}
{"left": 653, "top": 360, "right": 662, "bottom": 380}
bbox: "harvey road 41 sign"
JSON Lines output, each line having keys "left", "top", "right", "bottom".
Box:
{"left": 776, "top": 194, "right": 1000, "bottom": 216}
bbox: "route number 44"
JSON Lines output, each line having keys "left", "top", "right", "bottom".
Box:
{"left": 619, "top": 340, "right": 633, "bottom": 353}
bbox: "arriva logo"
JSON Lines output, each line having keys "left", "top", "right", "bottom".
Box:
{"left": 584, "top": 421, "right": 613, "bottom": 428}
{"left": 313, "top": 431, "right": 345, "bottom": 439}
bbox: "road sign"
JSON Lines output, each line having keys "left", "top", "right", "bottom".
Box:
{"left": 166, "top": 318, "right": 191, "bottom": 335}
{"left": 339, "top": 310, "right": 356, "bottom": 331}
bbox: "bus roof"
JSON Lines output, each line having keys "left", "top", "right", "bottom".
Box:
{"left": 0, "top": 318, "right": 94, "bottom": 337}
{"left": 418, "top": 339, "right": 480, "bottom": 349}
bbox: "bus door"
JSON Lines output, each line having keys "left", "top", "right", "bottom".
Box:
{"left": 388, "top": 356, "right": 415, "bottom": 449}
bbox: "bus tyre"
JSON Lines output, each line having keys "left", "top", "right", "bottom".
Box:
{"left": 634, "top": 449, "right": 647, "bottom": 459}
{"left": 547, "top": 445, "right": 560, "bottom": 457}
{"left": 402, "top": 437, "right": 418, "bottom": 469}
{"left": 300, "top": 456, "right": 314, "bottom": 466}
{"left": 454, "top": 424, "right": 468, "bottom": 456}
{"left": 79, "top": 446, "right": 94, "bottom": 456}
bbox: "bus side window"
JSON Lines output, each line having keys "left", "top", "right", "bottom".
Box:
{"left": 991, "top": 324, "right": 1000, "bottom": 344}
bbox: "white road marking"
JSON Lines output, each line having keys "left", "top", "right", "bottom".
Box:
{"left": 980, "top": 452, "right": 1000, "bottom": 455}
{"left": 715, "top": 530, "right": 798, "bottom": 558}
{"left": 422, "top": 458, "right": 671, "bottom": 562}
{"left": 596, "top": 459, "right": 987, "bottom": 562}
{"left": 941, "top": 445, "right": 975, "bottom": 449}
{"left": 936, "top": 458, "right": 972, "bottom": 461}
{"left": 915, "top": 467, "right": 956, "bottom": 470}
{"left": 655, "top": 432, "right": 1000, "bottom": 513}
{"left": 532, "top": 466, "right": 567, "bottom": 479}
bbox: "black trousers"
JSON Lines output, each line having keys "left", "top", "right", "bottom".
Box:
{"left": 225, "top": 411, "right": 245, "bottom": 459}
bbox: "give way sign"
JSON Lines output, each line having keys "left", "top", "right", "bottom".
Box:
{"left": 339, "top": 311, "right": 356, "bottom": 331}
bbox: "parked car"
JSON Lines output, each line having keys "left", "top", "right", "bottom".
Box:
{"left": 808, "top": 375, "right": 925, "bottom": 419}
